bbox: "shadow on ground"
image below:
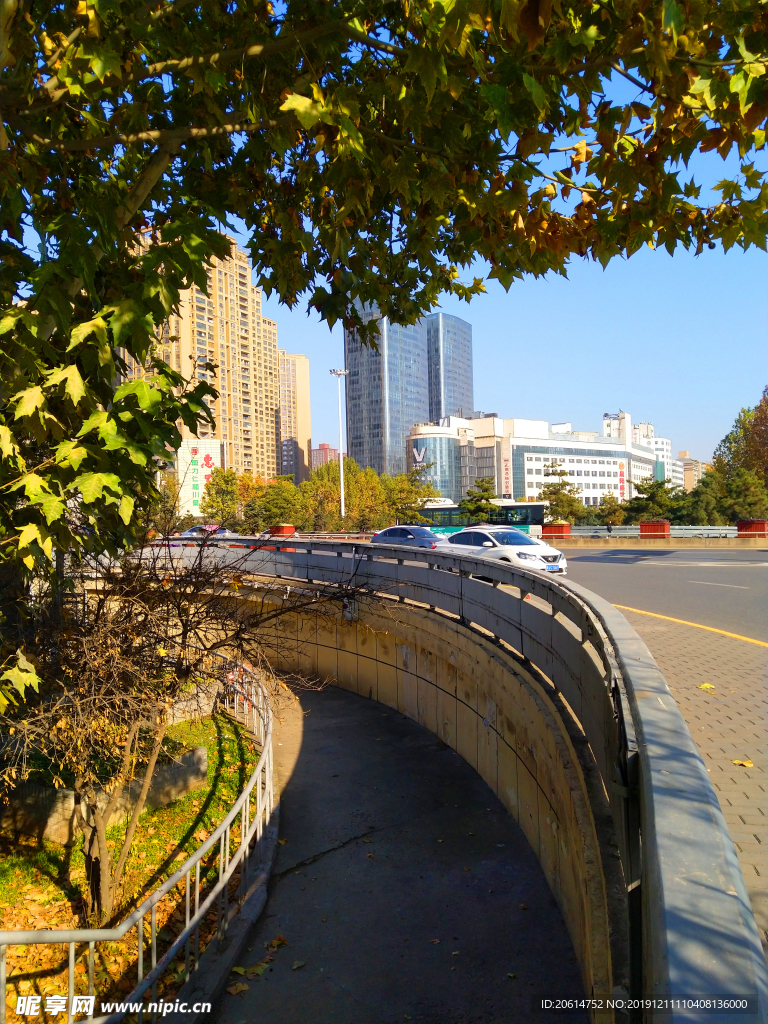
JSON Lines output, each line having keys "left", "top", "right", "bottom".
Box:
{"left": 216, "top": 685, "right": 586, "bottom": 1024}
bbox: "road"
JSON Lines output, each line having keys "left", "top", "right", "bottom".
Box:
{"left": 217, "top": 686, "right": 586, "bottom": 1024}
{"left": 564, "top": 548, "right": 767, "bottom": 642}
{"left": 565, "top": 547, "right": 768, "bottom": 953}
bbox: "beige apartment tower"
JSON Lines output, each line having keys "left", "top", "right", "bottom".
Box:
{"left": 126, "top": 235, "right": 280, "bottom": 478}
{"left": 278, "top": 351, "right": 311, "bottom": 483}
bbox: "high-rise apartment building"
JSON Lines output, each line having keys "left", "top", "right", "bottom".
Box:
{"left": 426, "top": 313, "right": 474, "bottom": 421}
{"left": 278, "top": 350, "right": 311, "bottom": 483}
{"left": 344, "top": 307, "right": 473, "bottom": 476}
{"left": 124, "top": 235, "right": 281, "bottom": 478}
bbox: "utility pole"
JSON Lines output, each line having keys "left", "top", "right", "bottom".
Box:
{"left": 329, "top": 369, "right": 349, "bottom": 520}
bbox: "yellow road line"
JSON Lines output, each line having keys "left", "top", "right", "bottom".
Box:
{"left": 613, "top": 605, "right": 768, "bottom": 648}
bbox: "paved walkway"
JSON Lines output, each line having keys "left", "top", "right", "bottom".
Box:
{"left": 216, "top": 686, "right": 586, "bottom": 1024}
{"left": 621, "top": 610, "right": 767, "bottom": 953}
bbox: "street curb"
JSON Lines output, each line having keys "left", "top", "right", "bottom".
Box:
{"left": 163, "top": 803, "right": 280, "bottom": 1024}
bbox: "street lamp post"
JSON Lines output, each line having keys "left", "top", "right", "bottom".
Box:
{"left": 329, "top": 369, "right": 349, "bottom": 520}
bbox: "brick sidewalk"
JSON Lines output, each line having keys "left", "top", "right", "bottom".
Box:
{"left": 621, "top": 611, "right": 767, "bottom": 953}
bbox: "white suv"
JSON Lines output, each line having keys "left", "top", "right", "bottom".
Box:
{"left": 437, "top": 526, "right": 567, "bottom": 575}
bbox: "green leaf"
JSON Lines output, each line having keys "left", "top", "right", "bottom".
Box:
{"left": 13, "top": 386, "right": 46, "bottom": 420}
{"left": 113, "top": 379, "right": 162, "bottom": 413}
{"left": 68, "top": 315, "right": 108, "bottom": 351}
{"left": 91, "top": 50, "right": 122, "bottom": 81}
{"left": 522, "top": 74, "right": 548, "bottom": 113}
{"left": 480, "top": 84, "right": 514, "bottom": 139}
{"left": 46, "top": 365, "right": 87, "bottom": 406}
{"left": 73, "top": 472, "right": 123, "bottom": 504}
{"left": 662, "top": 0, "right": 684, "bottom": 42}
{"left": 118, "top": 494, "right": 135, "bottom": 525}
{"left": 0, "top": 649, "right": 40, "bottom": 701}
{"left": 279, "top": 94, "right": 329, "bottom": 129}
{"left": 17, "top": 522, "right": 53, "bottom": 565}
{"left": 0, "top": 424, "right": 20, "bottom": 461}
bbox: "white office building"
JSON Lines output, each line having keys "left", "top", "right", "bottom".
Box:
{"left": 604, "top": 413, "right": 685, "bottom": 489}
{"left": 408, "top": 413, "right": 658, "bottom": 505}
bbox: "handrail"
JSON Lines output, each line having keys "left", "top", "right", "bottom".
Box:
{"left": 0, "top": 653, "right": 273, "bottom": 1024}
{"left": 162, "top": 535, "right": 768, "bottom": 1023}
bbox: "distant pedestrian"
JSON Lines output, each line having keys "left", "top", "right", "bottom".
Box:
{"left": 606, "top": 522, "right": 613, "bottom": 536}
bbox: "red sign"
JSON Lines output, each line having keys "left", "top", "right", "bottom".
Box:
{"left": 619, "top": 461, "right": 626, "bottom": 500}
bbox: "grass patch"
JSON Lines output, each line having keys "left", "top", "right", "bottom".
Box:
{"left": 1, "top": 712, "right": 261, "bottom": 1015}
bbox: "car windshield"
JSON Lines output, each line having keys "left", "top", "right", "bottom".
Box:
{"left": 408, "top": 528, "right": 438, "bottom": 537}
{"left": 488, "top": 530, "right": 539, "bottom": 547}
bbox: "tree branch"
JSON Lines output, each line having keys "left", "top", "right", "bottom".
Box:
{"left": 610, "top": 62, "right": 654, "bottom": 95}
{"left": 28, "top": 116, "right": 286, "bottom": 153}
{"left": 9, "top": 21, "right": 403, "bottom": 112}
{"left": 111, "top": 719, "right": 167, "bottom": 897}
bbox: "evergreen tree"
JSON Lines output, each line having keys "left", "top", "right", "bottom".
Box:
{"left": 382, "top": 467, "right": 440, "bottom": 524}
{"left": 459, "top": 478, "right": 497, "bottom": 523}
{"left": 595, "top": 492, "right": 626, "bottom": 526}
{"left": 723, "top": 468, "right": 768, "bottom": 522}
{"left": 620, "top": 479, "right": 688, "bottom": 524}
{"left": 537, "top": 464, "right": 590, "bottom": 524}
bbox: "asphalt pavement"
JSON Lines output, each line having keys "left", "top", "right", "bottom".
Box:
{"left": 563, "top": 548, "right": 768, "bottom": 642}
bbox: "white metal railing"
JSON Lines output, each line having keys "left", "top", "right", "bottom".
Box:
{"left": 0, "top": 655, "right": 273, "bottom": 1024}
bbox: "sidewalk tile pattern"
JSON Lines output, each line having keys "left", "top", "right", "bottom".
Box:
{"left": 621, "top": 611, "right": 767, "bottom": 954}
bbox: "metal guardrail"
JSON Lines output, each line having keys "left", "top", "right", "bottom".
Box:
{"left": 165, "top": 536, "right": 767, "bottom": 1023}
{"left": 0, "top": 656, "right": 274, "bottom": 1024}
{"left": 569, "top": 525, "right": 738, "bottom": 538}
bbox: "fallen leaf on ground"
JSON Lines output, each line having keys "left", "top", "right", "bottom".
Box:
{"left": 430, "top": 939, "right": 440, "bottom": 944}
{"left": 520, "top": 904, "right": 528, "bottom": 910}
{"left": 367, "top": 853, "right": 375, "bottom": 859}
{"left": 507, "top": 972, "right": 517, "bottom": 979}
{"left": 231, "top": 967, "right": 246, "bottom": 976}
{"left": 732, "top": 760, "right": 753, "bottom": 767}
{"left": 267, "top": 935, "right": 288, "bottom": 949}
{"left": 226, "top": 983, "right": 248, "bottom": 996}
{"left": 462, "top": 867, "right": 469, "bottom": 872}
{"left": 363, "top": 839, "right": 372, "bottom": 844}
{"left": 278, "top": 839, "right": 287, "bottom": 845}
{"left": 698, "top": 684, "right": 716, "bottom": 691}
{"left": 452, "top": 951, "right": 460, "bottom": 956}
{"left": 246, "top": 962, "right": 269, "bottom": 979}
{"left": 292, "top": 961, "right": 306, "bottom": 971}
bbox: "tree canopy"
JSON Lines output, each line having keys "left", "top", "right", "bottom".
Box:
{"left": 2, "top": 0, "right": 767, "bottom": 569}
{"left": 1, "top": 1, "right": 767, "bottom": 701}
{"left": 537, "top": 462, "right": 591, "bottom": 523}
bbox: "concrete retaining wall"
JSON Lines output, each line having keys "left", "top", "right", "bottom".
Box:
{"left": 1, "top": 747, "right": 207, "bottom": 846}
{"left": 251, "top": 592, "right": 626, "bottom": 1010}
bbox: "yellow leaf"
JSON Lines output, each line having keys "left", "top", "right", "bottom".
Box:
{"left": 230, "top": 967, "right": 246, "bottom": 976}
{"left": 732, "top": 759, "right": 753, "bottom": 768}
{"left": 291, "top": 961, "right": 306, "bottom": 971}
{"left": 226, "top": 982, "right": 248, "bottom": 996}
{"left": 698, "top": 683, "right": 716, "bottom": 691}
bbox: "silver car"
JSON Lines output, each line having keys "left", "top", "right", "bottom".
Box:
{"left": 372, "top": 526, "right": 441, "bottom": 549}
{"left": 437, "top": 526, "right": 567, "bottom": 575}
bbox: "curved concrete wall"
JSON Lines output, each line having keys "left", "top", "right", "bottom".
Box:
{"left": 258, "top": 593, "right": 625, "bottom": 1005}
{"left": 164, "top": 538, "right": 768, "bottom": 1023}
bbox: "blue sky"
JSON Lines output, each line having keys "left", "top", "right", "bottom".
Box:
{"left": 258, "top": 242, "right": 766, "bottom": 464}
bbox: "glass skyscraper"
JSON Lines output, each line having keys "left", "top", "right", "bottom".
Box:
{"left": 345, "top": 307, "right": 474, "bottom": 477}
{"left": 426, "top": 313, "right": 474, "bottom": 421}
{"left": 345, "top": 307, "right": 429, "bottom": 476}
